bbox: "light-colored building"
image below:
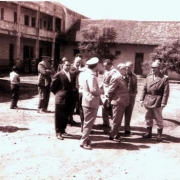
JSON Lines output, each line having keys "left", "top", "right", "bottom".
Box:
{"left": 63, "top": 19, "right": 180, "bottom": 79}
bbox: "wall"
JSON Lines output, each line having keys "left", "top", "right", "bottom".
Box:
{"left": 0, "top": 34, "right": 16, "bottom": 66}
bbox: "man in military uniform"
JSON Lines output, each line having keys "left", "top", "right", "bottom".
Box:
{"left": 140, "top": 61, "right": 169, "bottom": 141}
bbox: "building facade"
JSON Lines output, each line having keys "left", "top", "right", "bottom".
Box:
{"left": 0, "top": 1, "right": 87, "bottom": 72}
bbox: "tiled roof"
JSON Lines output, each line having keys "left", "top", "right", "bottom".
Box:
{"left": 73, "top": 19, "right": 180, "bottom": 45}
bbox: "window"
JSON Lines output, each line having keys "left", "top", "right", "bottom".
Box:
{"left": 48, "top": 21, "right": 52, "bottom": 31}
{"left": 1, "top": 8, "right": 4, "bottom": 20}
{"left": 24, "top": 15, "right": 29, "bottom": 26}
{"left": 23, "top": 46, "right": 34, "bottom": 59}
{"left": 14, "top": 12, "right": 17, "bottom": 23}
{"left": 115, "top": 51, "right": 121, "bottom": 56}
{"left": 55, "top": 18, "right": 61, "bottom": 32}
{"left": 44, "top": 20, "right": 47, "bottom": 28}
{"left": 40, "top": 19, "right": 42, "bottom": 29}
{"left": 31, "top": 17, "right": 36, "bottom": 27}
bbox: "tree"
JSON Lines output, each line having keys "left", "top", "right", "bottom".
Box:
{"left": 78, "top": 24, "right": 117, "bottom": 61}
{"left": 150, "top": 39, "right": 180, "bottom": 74}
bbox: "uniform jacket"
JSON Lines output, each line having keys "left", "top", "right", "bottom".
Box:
{"left": 140, "top": 72, "right": 169, "bottom": 108}
{"left": 50, "top": 70, "right": 77, "bottom": 105}
{"left": 108, "top": 73, "right": 129, "bottom": 107}
{"left": 81, "top": 69, "right": 103, "bottom": 108}
{"left": 38, "top": 61, "right": 52, "bottom": 86}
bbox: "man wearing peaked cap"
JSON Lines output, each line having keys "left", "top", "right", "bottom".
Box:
{"left": 37, "top": 53, "right": 53, "bottom": 113}
{"left": 140, "top": 59, "right": 170, "bottom": 141}
{"left": 86, "top": 57, "right": 99, "bottom": 65}
{"left": 80, "top": 56, "right": 103, "bottom": 150}
{"left": 151, "top": 61, "right": 160, "bottom": 68}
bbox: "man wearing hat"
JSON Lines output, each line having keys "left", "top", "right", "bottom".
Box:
{"left": 80, "top": 57, "right": 103, "bottom": 150}
{"left": 140, "top": 60, "right": 169, "bottom": 141}
{"left": 107, "top": 63, "right": 129, "bottom": 142}
{"left": 37, "top": 54, "right": 53, "bottom": 113}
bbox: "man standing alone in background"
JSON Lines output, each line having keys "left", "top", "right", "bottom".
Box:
{"left": 37, "top": 55, "right": 53, "bottom": 113}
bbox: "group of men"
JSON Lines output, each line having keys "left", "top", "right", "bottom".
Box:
{"left": 9, "top": 53, "right": 169, "bottom": 150}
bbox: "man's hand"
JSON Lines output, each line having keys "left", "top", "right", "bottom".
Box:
{"left": 140, "top": 101, "right": 144, "bottom": 107}
{"left": 161, "top": 104, "right": 166, "bottom": 108}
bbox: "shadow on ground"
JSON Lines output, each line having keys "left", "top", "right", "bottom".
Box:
{"left": 0, "top": 79, "right": 38, "bottom": 103}
{"left": 0, "top": 125, "right": 29, "bottom": 133}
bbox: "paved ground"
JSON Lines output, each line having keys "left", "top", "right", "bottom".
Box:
{"left": 0, "top": 74, "right": 180, "bottom": 180}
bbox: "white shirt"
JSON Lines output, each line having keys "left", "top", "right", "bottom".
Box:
{"left": 63, "top": 69, "right": 71, "bottom": 82}
{"left": 10, "top": 71, "right": 20, "bottom": 84}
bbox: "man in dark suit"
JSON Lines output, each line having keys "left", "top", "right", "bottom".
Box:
{"left": 140, "top": 61, "right": 169, "bottom": 141}
{"left": 68, "top": 56, "right": 83, "bottom": 125}
{"left": 51, "top": 60, "right": 77, "bottom": 140}
{"left": 123, "top": 61, "right": 138, "bottom": 135}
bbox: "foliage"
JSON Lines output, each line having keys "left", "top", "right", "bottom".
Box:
{"left": 78, "top": 24, "right": 117, "bottom": 61}
{"left": 150, "top": 39, "right": 180, "bottom": 74}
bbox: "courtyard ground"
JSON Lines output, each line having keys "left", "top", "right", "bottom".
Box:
{"left": 0, "top": 74, "right": 180, "bottom": 180}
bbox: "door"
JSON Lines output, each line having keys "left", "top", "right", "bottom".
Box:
{"left": 134, "top": 53, "right": 144, "bottom": 75}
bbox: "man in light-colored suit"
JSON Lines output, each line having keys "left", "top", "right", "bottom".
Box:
{"left": 107, "top": 63, "right": 129, "bottom": 142}
{"left": 80, "top": 57, "right": 103, "bottom": 150}
{"left": 140, "top": 61, "right": 169, "bottom": 141}
{"left": 101, "top": 59, "right": 117, "bottom": 134}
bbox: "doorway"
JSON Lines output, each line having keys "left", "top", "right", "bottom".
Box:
{"left": 134, "top": 53, "right": 144, "bottom": 75}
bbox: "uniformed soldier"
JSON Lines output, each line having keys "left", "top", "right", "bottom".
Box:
{"left": 140, "top": 61, "right": 170, "bottom": 141}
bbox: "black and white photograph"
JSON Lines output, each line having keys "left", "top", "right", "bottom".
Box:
{"left": 0, "top": 0, "right": 180, "bottom": 179}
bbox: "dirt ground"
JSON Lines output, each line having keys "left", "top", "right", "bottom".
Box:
{"left": 0, "top": 74, "right": 180, "bottom": 180}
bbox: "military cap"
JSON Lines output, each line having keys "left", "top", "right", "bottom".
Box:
{"left": 117, "top": 63, "right": 126, "bottom": 69}
{"left": 86, "top": 57, "right": 99, "bottom": 65}
{"left": 151, "top": 61, "right": 160, "bottom": 68}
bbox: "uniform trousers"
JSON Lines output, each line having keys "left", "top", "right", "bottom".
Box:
{"left": 80, "top": 106, "right": 98, "bottom": 145}
{"left": 38, "top": 85, "right": 50, "bottom": 111}
{"left": 110, "top": 105, "right": 126, "bottom": 138}
{"left": 124, "top": 96, "right": 135, "bottom": 131}
{"left": 145, "top": 107, "right": 163, "bottom": 129}
{"left": 78, "top": 93, "right": 84, "bottom": 132}
{"left": 10, "top": 84, "right": 19, "bottom": 108}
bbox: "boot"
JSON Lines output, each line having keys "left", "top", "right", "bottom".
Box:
{"left": 157, "top": 129, "right": 163, "bottom": 141}
{"left": 142, "top": 127, "right": 152, "bottom": 139}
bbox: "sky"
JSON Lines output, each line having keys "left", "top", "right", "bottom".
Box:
{"left": 57, "top": 0, "right": 180, "bottom": 21}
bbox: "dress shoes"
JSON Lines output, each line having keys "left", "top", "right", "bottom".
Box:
{"left": 67, "top": 119, "right": 77, "bottom": 125}
{"left": 80, "top": 144, "right": 92, "bottom": 150}
{"left": 62, "top": 132, "right": 70, "bottom": 137}
{"left": 56, "top": 133, "right": 64, "bottom": 140}
{"left": 109, "top": 136, "right": 122, "bottom": 143}
{"left": 124, "top": 130, "right": 132, "bottom": 135}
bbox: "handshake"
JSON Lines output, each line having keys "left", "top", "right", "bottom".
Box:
{"left": 101, "top": 95, "right": 110, "bottom": 108}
